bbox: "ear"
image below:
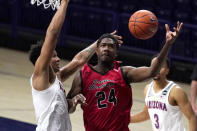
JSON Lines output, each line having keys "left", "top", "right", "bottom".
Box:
{"left": 166, "top": 68, "right": 170, "bottom": 75}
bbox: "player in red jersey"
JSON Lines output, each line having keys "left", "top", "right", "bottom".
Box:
{"left": 67, "top": 22, "right": 183, "bottom": 131}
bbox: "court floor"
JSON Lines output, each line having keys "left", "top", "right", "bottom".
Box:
{"left": 0, "top": 47, "right": 190, "bottom": 130}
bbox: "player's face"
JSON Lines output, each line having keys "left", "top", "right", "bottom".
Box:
{"left": 96, "top": 38, "right": 117, "bottom": 63}
{"left": 153, "top": 62, "right": 169, "bottom": 81}
{"left": 50, "top": 51, "right": 60, "bottom": 73}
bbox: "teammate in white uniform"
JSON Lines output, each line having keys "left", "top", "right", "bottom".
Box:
{"left": 130, "top": 58, "right": 197, "bottom": 131}
{"left": 28, "top": 0, "right": 93, "bottom": 130}
{"left": 30, "top": 76, "right": 72, "bottom": 131}
{"left": 28, "top": 0, "right": 124, "bottom": 130}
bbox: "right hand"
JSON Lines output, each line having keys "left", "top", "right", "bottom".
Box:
{"left": 165, "top": 21, "right": 183, "bottom": 45}
{"left": 72, "top": 93, "right": 87, "bottom": 107}
{"left": 110, "top": 30, "right": 123, "bottom": 47}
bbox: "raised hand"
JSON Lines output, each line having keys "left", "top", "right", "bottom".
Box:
{"left": 110, "top": 30, "right": 123, "bottom": 47}
{"left": 165, "top": 21, "right": 183, "bottom": 45}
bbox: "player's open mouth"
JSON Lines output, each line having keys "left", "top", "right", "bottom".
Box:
{"left": 102, "top": 52, "right": 111, "bottom": 57}
{"left": 56, "top": 63, "right": 60, "bottom": 68}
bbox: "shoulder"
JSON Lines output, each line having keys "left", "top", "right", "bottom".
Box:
{"left": 170, "top": 84, "right": 188, "bottom": 101}
{"left": 144, "top": 84, "right": 150, "bottom": 97}
{"left": 171, "top": 84, "right": 184, "bottom": 94}
{"left": 120, "top": 66, "right": 136, "bottom": 83}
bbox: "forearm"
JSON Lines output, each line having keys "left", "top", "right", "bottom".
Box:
{"left": 38, "top": 0, "right": 67, "bottom": 70}
{"left": 189, "top": 115, "right": 197, "bottom": 131}
{"left": 150, "top": 42, "right": 172, "bottom": 75}
{"left": 40, "top": 0, "right": 69, "bottom": 61}
{"left": 190, "top": 81, "right": 197, "bottom": 105}
{"left": 67, "top": 99, "right": 77, "bottom": 113}
{"left": 130, "top": 111, "right": 149, "bottom": 123}
{"left": 73, "top": 40, "right": 97, "bottom": 66}
{"left": 47, "top": 1, "right": 68, "bottom": 36}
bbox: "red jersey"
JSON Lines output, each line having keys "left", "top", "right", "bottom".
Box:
{"left": 81, "top": 61, "right": 132, "bottom": 131}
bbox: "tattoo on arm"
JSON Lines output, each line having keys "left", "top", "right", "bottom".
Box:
{"left": 82, "top": 47, "right": 95, "bottom": 60}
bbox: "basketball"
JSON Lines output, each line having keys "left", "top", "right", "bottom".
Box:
{"left": 128, "top": 10, "right": 158, "bottom": 40}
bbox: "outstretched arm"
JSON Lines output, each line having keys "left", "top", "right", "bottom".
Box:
{"left": 33, "top": 0, "right": 69, "bottom": 90}
{"left": 190, "top": 80, "right": 197, "bottom": 114}
{"left": 59, "top": 30, "right": 123, "bottom": 82}
{"left": 172, "top": 86, "right": 197, "bottom": 131}
{"left": 59, "top": 40, "right": 97, "bottom": 82}
{"left": 123, "top": 21, "right": 183, "bottom": 83}
{"left": 130, "top": 105, "right": 149, "bottom": 123}
{"left": 190, "top": 65, "right": 197, "bottom": 115}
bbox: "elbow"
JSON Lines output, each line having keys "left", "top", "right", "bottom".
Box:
{"left": 79, "top": 60, "right": 86, "bottom": 67}
{"left": 151, "top": 71, "right": 157, "bottom": 78}
{"left": 76, "top": 59, "right": 87, "bottom": 68}
{"left": 149, "top": 70, "right": 158, "bottom": 78}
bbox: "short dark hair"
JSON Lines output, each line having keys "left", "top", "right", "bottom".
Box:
{"left": 29, "top": 40, "right": 43, "bottom": 65}
{"left": 152, "top": 54, "right": 171, "bottom": 68}
{"left": 97, "top": 33, "right": 119, "bottom": 48}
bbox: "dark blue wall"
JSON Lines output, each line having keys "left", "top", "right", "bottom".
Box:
{"left": 0, "top": 0, "right": 196, "bottom": 82}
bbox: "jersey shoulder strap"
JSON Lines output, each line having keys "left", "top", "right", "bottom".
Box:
{"left": 145, "top": 82, "right": 154, "bottom": 98}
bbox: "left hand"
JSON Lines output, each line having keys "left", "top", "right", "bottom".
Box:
{"left": 165, "top": 21, "right": 183, "bottom": 45}
{"left": 110, "top": 30, "right": 123, "bottom": 47}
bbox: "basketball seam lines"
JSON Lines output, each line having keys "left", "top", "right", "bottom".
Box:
{"left": 135, "top": 24, "right": 153, "bottom": 38}
{"left": 129, "top": 21, "right": 157, "bottom": 26}
{"left": 135, "top": 14, "right": 155, "bottom": 19}
{"left": 133, "top": 12, "right": 141, "bottom": 38}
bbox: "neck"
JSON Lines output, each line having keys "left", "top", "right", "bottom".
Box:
{"left": 95, "top": 60, "right": 114, "bottom": 73}
{"left": 49, "top": 66, "right": 56, "bottom": 83}
{"left": 153, "top": 78, "right": 168, "bottom": 90}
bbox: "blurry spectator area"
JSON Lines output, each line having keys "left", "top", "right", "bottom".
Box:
{"left": 0, "top": 0, "right": 196, "bottom": 83}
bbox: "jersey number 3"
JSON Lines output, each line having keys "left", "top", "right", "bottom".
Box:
{"left": 154, "top": 114, "right": 159, "bottom": 129}
{"left": 96, "top": 88, "right": 117, "bottom": 109}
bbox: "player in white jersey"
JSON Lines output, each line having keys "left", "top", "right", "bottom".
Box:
{"left": 190, "top": 64, "right": 197, "bottom": 115}
{"left": 28, "top": 0, "right": 93, "bottom": 130}
{"left": 28, "top": 0, "right": 123, "bottom": 130}
{"left": 130, "top": 57, "right": 197, "bottom": 131}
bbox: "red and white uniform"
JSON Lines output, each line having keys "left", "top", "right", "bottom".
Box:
{"left": 81, "top": 61, "right": 132, "bottom": 131}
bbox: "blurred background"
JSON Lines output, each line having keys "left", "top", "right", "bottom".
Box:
{"left": 0, "top": 0, "right": 196, "bottom": 130}
{"left": 0, "top": 0, "right": 197, "bottom": 82}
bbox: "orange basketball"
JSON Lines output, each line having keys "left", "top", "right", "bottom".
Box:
{"left": 128, "top": 10, "right": 158, "bottom": 40}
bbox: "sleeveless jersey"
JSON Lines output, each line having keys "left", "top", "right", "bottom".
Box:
{"left": 145, "top": 81, "right": 185, "bottom": 131}
{"left": 30, "top": 75, "right": 71, "bottom": 131}
{"left": 81, "top": 62, "right": 132, "bottom": 131}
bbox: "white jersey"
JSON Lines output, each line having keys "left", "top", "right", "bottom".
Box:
{"left": 30, "top": 75, "right": 71, "bottom": 131}
{"left": 145, "top": 81, "right": 185, "bottom": 131}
